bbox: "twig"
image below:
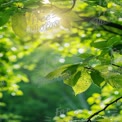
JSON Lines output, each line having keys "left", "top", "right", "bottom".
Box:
{"left": 70, "top": 0, "right": 77, "bottom": 10}
{"left": 86, "top": 96, "right": 122, "bottom": 122}
{"left": 79, "top": 16, "right": 122, "bottom": 31}
{"left": 112, "top": 64, "right": 122, "bottom": 68}
{"left": 106, "top": 22, "right": 122, "bottom": 30}
{"left": 101, "top": 26, "right": 122, "bottom": 36}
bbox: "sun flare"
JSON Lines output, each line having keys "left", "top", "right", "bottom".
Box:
{"left": 47, "top": 14, "right": 61, "bottom": 23}
{"left": 42, "top": 0, "right": 50, "bottom": 4}
{"left": 40, "top": 13, "right": 61, "bottom": 31}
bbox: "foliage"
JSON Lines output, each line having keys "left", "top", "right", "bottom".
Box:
{"left": 45, "top": 0, "right": 122, "bottom": 95}
{"left": 0, "top": 25, "right": 28, "bottom": 96}
{"left": 53, "top": 85, "right": 122, "bottom": 122}
{"left": 0, "top": 47, "right": 100, "bottom": 122}
{"left": 0, "top": 0, "right": 122, "bottom": 122}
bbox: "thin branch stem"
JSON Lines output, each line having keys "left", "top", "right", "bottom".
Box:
{"left": 106, "top": 22, "right": 122, "bottom": 30}
{"left": 86, "top": 96, "right": 122, "bottom": 122}
{"left": 101, "top": 26, "right": 122, "bottom": 36}
{"left": 70, "top": 0, "right": 77, "bottom": 10}
{"left": 112, "top": 63, "right": 122, "bottom": 68}
{"left": 79, "top": 16, "right": 122, "bottom": 31}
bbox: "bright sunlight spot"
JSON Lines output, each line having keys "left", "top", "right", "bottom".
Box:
{"left": 78, "top": 48, "right": 85, "bottom": 54}
{"left": 59, "top": 58, "right": 65, "bottom": 63}
{"left": 40, "top": 13, "right": 61, "bottom": 32}
{"left": 47, "top": 14, "right": 61, "bottom": 23}
{"left": 42, "top": 0, "right": 50, "bottom": 4}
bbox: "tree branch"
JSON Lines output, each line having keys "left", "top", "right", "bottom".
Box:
{"left": 105, "top": 22, "right": 122, "bottom": 30}
{"left": 79, "top": 16, "right": 122, "bottom": 31}
{"left": 101, "top": 26, "right": 122, "bottom": 36}
{"left": 70, "top": 0, "right": 77, "bottom": 10}
{"left": 86, "top": 96, "right": 122, "bottom": 122}
{"left": 112, "top": 64, "right": 122, "bottom": 68}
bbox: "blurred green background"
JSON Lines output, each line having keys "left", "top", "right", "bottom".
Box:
{"left": 0, "top": 0, "right": 122, "bottom": 122}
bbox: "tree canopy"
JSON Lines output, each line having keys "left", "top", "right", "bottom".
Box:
{"left": 0, "top": 0, "right": 122, "bottom": 122}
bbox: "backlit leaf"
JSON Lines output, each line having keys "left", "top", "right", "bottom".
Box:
{"left": 95, "top": 65, "right": 122, "bottom": 88}
{"left": 72, "top": 68, "right": 92, "bottom": 95}
{"left": 12, "top": 13, "right": 27, "bottom": 37}
{"left": 63, "top": 64, "right": 80, "bottom": 86}
{"left": 64, "top": 70, "right": 81, "bottom": 86}
{"left": 91, "top": 41, "right": 108, "bottom": 49}
{"left": 90, "top": 69, "right": 104, "bottom": 87}
{"left": 46, "top": 64, "right": 71, "bottom": 79}
{"left": 107, "top": 36, "right": 121, "bottom": 47}
{"left": 72, "top": 71, "right": 81, "bottom": 85}
{"left": 0, "top": 11, "right": 10, "bottom": 26}
{"left": 60, "top": 11, "right": 81, "bottom": 28}
{"left": 108, "top": 71, "right": 122, "bottom": 88}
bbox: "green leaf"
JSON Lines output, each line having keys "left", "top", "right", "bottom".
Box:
{"left": 0, "top": 92, "right": 3, "bottom": 98}
{"left": 47, "top": 64, "right": 92, "bottom": 95}
{"left": 107, "top": 36, "right": 121, "bottom": 46}
{"left": 72, "top": 71, "right": 81, "bottom": 85}
{"left": 60, "top": 11, "right": 81, "bottom": 28}
{"left": 80, "top": 54, "right": 95, "bottom": 64}
{"left": 79, "top": 53, "right": 94, "bottom": 59}
{"left": 107, "top": 71, "right": 122, "bottom": 88}
{"left": 72, "top": 68, "right": 92, "bottom": 95}
{"left": 95, "top": 65, "right": 122, "bottom": 88}
{"left": 46, "top": 64, "right": 71, "bottom": 79}
{"left": 99, "top": 49, "right": 109, "bottom": 56}
{"left": 98, "top": 51, "right": 112, "bottom": 65}
{"left": 0, "top": 11, "right": 10, "bottom": 26}
{"left": 90, "top": 69, "right": 104, "bottom": 87}
{"left": 108, "top": 77, "right": 122, "bottom": 88}
{"left": 63, "top": 64, "right": 80, "bottom": 86}
{"left": 88, "top": 58, "right": 101, "bottom": 67}
{"left": 67, "top": 11, "right": 81, "bottom": 22}
{"left": 91, "top": 41, "right": 108, "bottom": 49}
{"left": 113, "top": 44, "right": 122, "bottom": 54}
{"left": 64, "top": 70, "right": 81, "bottom": 86}
{"left": 12, "top": 13, "right": 27, "bottom": 37}
{"left": 62, "top": 64, "right": 79, "bottom": 75}
{"left": 50, "top": 0, "right": 74, "bottom": 9}
{"left": 97, "top": 117, "right": 112, "bottom": 122}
